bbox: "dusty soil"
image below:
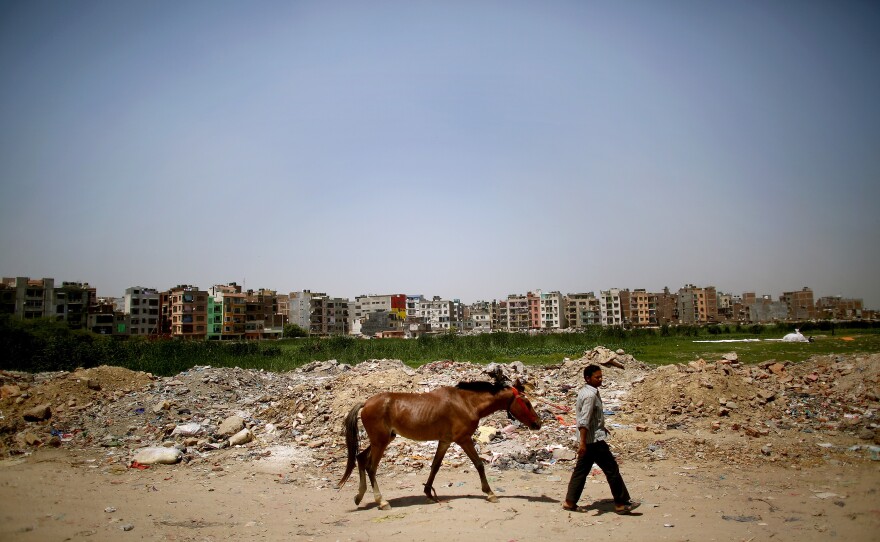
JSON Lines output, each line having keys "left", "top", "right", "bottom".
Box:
{"left": 1, "top": 348, "right": 878, "bottom": 541}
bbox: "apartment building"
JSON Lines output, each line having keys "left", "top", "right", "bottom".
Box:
{"left": 466, "top": 300, "right": 495, "bottom": 333}
{"left": 0, "top": 277, "right": 100, "bottom": 330}
{"left": 245, "top": 288, "right": 281, "bottom": 339}
{"left": 748, "top": 295, "right": 789, "bottom": 322}
{"left": 167, "top": 285, "right": 208, "bottom": 340}
{"left": 816, "top": 296, "right": 864, "bottom": 320}
{"left": 599, "top": 288, "right": 623, "bottom": 327}
{"left": 124, "top": 287, "right": 160, "bottom": 336}
{"left": 500, "top": 294, "right": 530, "bottom": 332}
{"left": 406, "top": 295, "right": 425, "bottom": 323}
{"left": 289, "top": 290, "right": 351, "bottom": 336}
{"left": 1, "top": 277, "right": 57, "bottom": 319}
{"left": 677, "top": 284, "right": 718, "bottom": 324}
{"left": 717, "top": 292, "right": 734, "bottom": 321}
{"left": 419, "top": 296, "right": 460, "bottom": 332}
{"left": 619, "top": 288, "right": 657, "bottom": 328}
{"left": 312, "top": 295, "right": 350, "bottom": 336}
{"left": 208, "top": 283, "right": 246, "bottom": 340}
{"left": 352, "top": 294, "right": 406, "bottom": 328}
{"left": 536, "top": 290, "right": 565, "bottom": 330}
{"left": 563, "top": 292, "right": 600, "bottom": 329}
{"left": 88, "top": 297, "right": 117, "bottom": 335}
{"left": 781, "top": 287, "right": 816, "bottom": 321}
{"left": 276, "top": 294, "right": 289, "bottom": 323}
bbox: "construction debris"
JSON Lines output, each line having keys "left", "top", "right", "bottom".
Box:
{"left": 0, "top": 348, "right": 877, "bottom": 478}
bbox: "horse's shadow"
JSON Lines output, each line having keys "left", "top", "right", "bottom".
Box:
{"left": 352, "top": 492, "right": 559, "bottom": 511}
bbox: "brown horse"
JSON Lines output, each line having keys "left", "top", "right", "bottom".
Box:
{"left": 337, "top": 379, "right": 542, "bottom": 510}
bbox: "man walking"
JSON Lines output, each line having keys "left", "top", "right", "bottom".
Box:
{"left": 563, "top": 364, "right": 637, "bottom": 513}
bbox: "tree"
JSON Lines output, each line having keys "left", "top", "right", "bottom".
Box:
{"left": 283, "top": 323, "right": 308, "bottom": 338}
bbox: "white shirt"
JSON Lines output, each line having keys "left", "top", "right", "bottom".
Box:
{"left": 575, "top": 383, "right": 607, "bottom": 443}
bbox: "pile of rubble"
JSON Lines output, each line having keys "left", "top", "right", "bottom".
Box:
{"left": 1, "top": 347, "right": 877, "bottom": 477}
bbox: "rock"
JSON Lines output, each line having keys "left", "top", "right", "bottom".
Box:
{"left": 23, "top": 404, "right": 52, "bottom": 422}
{"left": 217, "top": 415, "right": 245, "bottom": 437}
{"left": 552, "top": 448, "right": 576, "bottom": 461}
{"left": 768, "top": 363, "right": 786, "bottom": 375}
{"left": 132, "top": 446, "right": 183, "bottom": 465}
{"left": 1, "top": 384, "right": 22, "bottom": 399}
{"left": 744, "top": 426, "right": 769, "bottom": 438}
{"left": 20, "top": 432, "right": 42, "bottom": 446}
{"left": 86, "top": 378, "right": 101, "bottom": 391}
{"left": 476, "top": 425, "right": 498, "bottom": 444}
{"left": 722, "top": 352, "right": 738, "bottom": 362}
{"left": 229, "top": 428, "right": 254, "bottom": 446}
{"left": 152, "top": 400, "right": 171, "bottom": 413}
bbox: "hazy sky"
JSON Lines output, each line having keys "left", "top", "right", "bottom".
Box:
{"left": 1, "top": 1, "right": 878, "bottom": 307}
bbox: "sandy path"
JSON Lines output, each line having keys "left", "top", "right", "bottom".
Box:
{"left": 1, "top": 447, "right": 877, "bottom": 542}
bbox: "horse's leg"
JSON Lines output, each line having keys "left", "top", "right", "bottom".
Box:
{"left": 354, "top": 445, "right": 371, "bottom": 506}
{"left": 423, "top": 441, "right": 451, "bottom": 503}
{"left": 456, "top": 438, "right": 498, "bottom": 503}
{"left": 365, "top": 436, "right": 392, "bottom": 510}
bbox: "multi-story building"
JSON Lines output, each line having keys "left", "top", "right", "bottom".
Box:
{"left": 536, "top": 290, "right": 565, "bottom": 330}
{"left": 781, "top": 287, "right": 816, "bottom": 321}
{"left": 244, "top": 288, "right": 282, "bottom": 339}
{"left": 599, "top": 288, "right": 623, "bottom": 327}
{"left": 406, "top": 295, "right": 425, "bottom": 323}
{"left": 352, "top": 294, "right": 406, "bottom": 331}
{"left": 289, "top": 290, "right": 350, "bottom": 336}
{"left": 420, "top": 296, "right": 454, "bottom": 331}
{"left": 500, "top": 294, "right": 530, "bottom": 332}
{"left": 619, "top": 288, "right": 657, "bottom": 328}
{"left": 167, "top": 285, "right": 208, "bottom": 340}
{"left": 717, "top": 292, "right": 734, "bottom": 321}
{"left": 654, "top": 287, "right": 678, "bottom": 325}
{"left": 677, "top": 284, "right": 718, "bottom": 324}
{"left": 467, "top": 301, "right": 494, "bottom": 333}
{"left": 276, "top": 293, "right": 289, "bottom": 323}
{"left": 748, "top": 295, "right": 789, "bottom": 322}
{"left": 88, "top": 297, "right": 118, "bottom": 335}
{"left": 209, "top": 283, "right": 246, "bottom": 340}
{"left": 816, "top": 296, "right": 864, "bottom": 320}
{"left": 1, "top": 277, "right": 57, "bottom": 319}
{"left": 124, "top": 287, "right": 161, "bottom": 336}
{"left": 564, "top": 292, "right": 600, "bottom": 329}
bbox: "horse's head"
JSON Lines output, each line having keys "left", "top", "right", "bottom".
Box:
{"left": 508, "top": 379, "right": 542, "bottom": 430}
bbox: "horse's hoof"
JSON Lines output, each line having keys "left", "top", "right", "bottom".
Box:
{"left": 487, "top": 495, "right": 499, "bottom": 503}
{"left": 379, "top": 502, "right": 391, "bottom": 510}
{"left": 354, "top": 495, "right": 364, "bottom": 505}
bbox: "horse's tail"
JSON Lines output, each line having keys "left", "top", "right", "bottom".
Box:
{"left": 337, "top": 401, "right": 365, "bottom": 489}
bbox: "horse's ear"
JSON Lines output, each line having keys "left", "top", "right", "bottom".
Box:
{"left": 512, "top": 378, "right": 523, "bottom": 390}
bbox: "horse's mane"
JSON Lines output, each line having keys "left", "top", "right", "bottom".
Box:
{"left": 455, "top": 380, "right": 507, "bottom": 394}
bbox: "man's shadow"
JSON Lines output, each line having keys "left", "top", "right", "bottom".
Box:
{"left": 566, "top": 499, "right": 643, "bottom": 516}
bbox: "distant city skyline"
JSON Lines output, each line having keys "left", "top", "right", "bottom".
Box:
{"left": 1, "top": 273, "right": 871, "bottom": 310}
{"left": 2, "top": 3, "right": 878, "bottom": 309}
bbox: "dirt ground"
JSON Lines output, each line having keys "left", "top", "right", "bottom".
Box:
{"left": 1, "top": 445, "right": 877, "bottom": 541}
{"left": 1, "top": 348, "right": 878, "bottom": 541}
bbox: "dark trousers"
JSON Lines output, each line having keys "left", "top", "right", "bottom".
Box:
{"left": 565, "top": 440, "right": 630, "bottom": 505}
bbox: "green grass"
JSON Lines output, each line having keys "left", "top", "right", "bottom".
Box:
{"left": 3, "top": 315, "right": 878, "bottom": 376}
{"left": 629, "top": 331, "right": 880, "bottom": 365}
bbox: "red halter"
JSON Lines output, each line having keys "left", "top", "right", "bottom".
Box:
{"left": 508, "top": 386, "right": 537, "bottom": 426}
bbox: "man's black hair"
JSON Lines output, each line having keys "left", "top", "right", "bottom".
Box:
{"left": 583, "top": 364, "right": 602, "bottom": 379}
